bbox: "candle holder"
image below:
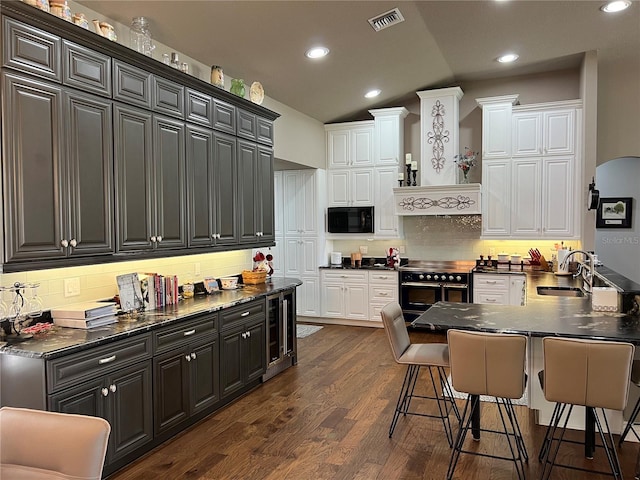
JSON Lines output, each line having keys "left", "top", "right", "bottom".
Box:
{"left": 412, "top": 170, "right": 417, "bottom": 186}
{"left": 398, "top": 180, "right": 403, "bottom": 187}
{"left": 406, "top": 164, "right": 412, "bottom": 186}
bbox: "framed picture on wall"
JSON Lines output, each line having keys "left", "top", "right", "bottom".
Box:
{"left": 596, "top": 197, "right": 633, "bottom": 228}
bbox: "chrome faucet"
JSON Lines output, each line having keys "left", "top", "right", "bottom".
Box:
{"left": 559, "top": 250, "right": 595, "bottom": 293}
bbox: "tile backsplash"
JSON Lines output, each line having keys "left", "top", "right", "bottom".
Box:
{"left": 0, "top": 250, "right": 252, "bottom": 311}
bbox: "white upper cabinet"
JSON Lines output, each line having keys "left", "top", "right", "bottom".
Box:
{"left": 370, "top": 107, "right": 409, "bottom": 166}
{"left": 542, "top": 156, "right": 574, "bottom": 237}
{"left": 374, "top": 167, "right": 401, "bottom": 237}
{"left": 512, "top": 105, "right": 575, "bottom": 157}
{"left": 326, "top": 121, "right": 374, "bottom": 168}
{"left": 543, "top": 109, "right": 575, "bottom": 155}
{"left": 511, "top": 158, "right": 542, "bottom": 236}
{"left": 481, "top": 160, "right": 511, "bottom": 237}
{"left": 512, "top": 112, "right": 542, "bottom": 157}
{"left": 283, "top": 170, "right": 317, "bottom": 236}
{"left": 327, "top": 168, "right": 374, "bottom": 207}
{"left": 476, "top": 95, "right": 519, "bottom": 159}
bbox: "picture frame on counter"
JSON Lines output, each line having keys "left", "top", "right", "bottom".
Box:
{"left": 596, "top": 197, "right": 633, "bottom": 229}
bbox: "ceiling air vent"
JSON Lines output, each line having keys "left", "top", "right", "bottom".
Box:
{"left": 368, "top": 8, "right": 405, "bottom": 32}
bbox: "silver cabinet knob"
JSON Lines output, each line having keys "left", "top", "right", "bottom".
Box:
{"left": 109, "top": 384, "right": 116, "bottom": 393}
{"left": 157, "top": 235, "right": 162, "bottom": 242}
{"left": 185, "top": 354, "right": 191, "bottom": 362}
{"left": 191, "top": 352, "right": 196, "bottom": 359}
{"left": 69, "top": 238, "right": 77, "bottom": 247}
{"left": 61, "top": 239, "right": 69, "bottom": 248}
{"left": 101, "top": 388, "right": 109, "bottom": 397}
{"left": 150, "top": 236, "right": 157, "bottom": 242}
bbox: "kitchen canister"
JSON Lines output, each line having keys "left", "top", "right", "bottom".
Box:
{"left": 210, "top": 65, "right": 224, "bottom": 88}
{"left": 130, "top": 16, "right": 155, "bottom": 57}
{"left": 49, "top": 0, "right": 71, "bottom": 20}
{"left": 72, "top": 12, "right": 89, "bottom": 29}
{"left": 23, "top": 0, "right": 50, "bottom": 13}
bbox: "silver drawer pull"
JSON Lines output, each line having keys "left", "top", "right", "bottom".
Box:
{"left": 377, "top": 276, "right": 388, "bottom": 280}
{"left": 101, "top": 388, "right": 109, "bottom": 397}
{"left": 241, "top": 311, "right": 250, "bottom": 317}
{"left": 183, "top": 329, "right": 196, "bottom": 336}
{"left": 486, "top": 280, "right": 497, "bottom": 284}
{"left": 99, "top": 355, "right": 116, "bottom": 364}
{"left": 109, "top": 384, "right": 116, "bottom": 393}
{"left": 486, "top": 298, "right": 497, "bottom": 302}
{"left": 185, "top": 355, "right": 191, "bottom": 362}
{"left": 379, "top": 292, "right": 388, "bottom": 296}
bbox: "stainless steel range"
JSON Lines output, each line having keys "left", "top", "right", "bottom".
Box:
{"left": 399, "top": 261, "right": 475, "bottom": 322}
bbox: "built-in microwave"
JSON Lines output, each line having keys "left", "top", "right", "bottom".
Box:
{"left": 327, "top": 206, "right": 374, "bottom": 234}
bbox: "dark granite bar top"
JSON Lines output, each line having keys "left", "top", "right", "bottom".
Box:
{"left": 0, "top": 277, "right": 302, "bottom": 360}
{"left": 413, "top": 270, "right": 640, "bottom": 343}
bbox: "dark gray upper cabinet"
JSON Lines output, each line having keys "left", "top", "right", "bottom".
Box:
{"left": 113, "top": 59, "right": 152, "bottom": 109}
{"left": 65, "top": 90, "right": 115, "bottom": 257}
{"left": 236, "top": 108, "right": 257, "bottom": 141}
{"left": 257, "top": 146, "right": 275, "bottom": 243}
{"left": 152, "top": 76, "right": 184, "bottom": 119}
{"left": 185, "top": 88, "right": 213, "bottom": 128}
{"left": 2, "top": 16, "right": 61, "bottom": 82}
{"left": 2, "top": 71, "right": 65, "bottom": 261}
{"left": 237, "top": 139, "right": 259, "bottom": 244}
{"left": 187, "top": 126, "right": 238, "bottom": 248}
{"left": 257, "top": 117, "right": 274, "bottom": 146}
{"left": 114, "top": 103, "right": 154, "bottom": 252}
{"left": 213, "top": 98, "right": 236, "bottom": 134}
{"left": 62, "top": 40, "right": 111, "bottom": 97}
{"left": 153, "top": 115, "right": 187, "bottom": 250}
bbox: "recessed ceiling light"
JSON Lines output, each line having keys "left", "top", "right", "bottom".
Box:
{"left": 600, "top": 0, "right": 631, "bottom": 12}
{"left": 497, "top": 53, "right": 519, "bottom": 63}
{"left": 365, "top": 89, "right": 381, "bottom": 98}
{"left": 305, "top": 46, "right": 329, "bottom": 59}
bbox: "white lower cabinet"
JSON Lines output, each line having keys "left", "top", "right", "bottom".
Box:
{"left": 321, "top": 269, "right": 398, "bottom": 324}
{"left": 297, "top": 276, "right": 320, "bottom": 316}
{"left": 473, "top": 273, "right": 526, "bottom": 306}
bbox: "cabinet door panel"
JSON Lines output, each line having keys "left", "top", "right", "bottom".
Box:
{"left": 113, "top": 60, "right": 151, "bottom": 109}
{"left": 49, "top": 377, "right": 105, "bottom": 418}
{"left": 212, "top": 99, "right": 236, "bottom": 134}
{"left": 344, "top": 284, "right": 369, "bottom": 320}
{"left": 327, "top": 129, "right": 349, "bottom": 168}
{"left": 213, "top": 132, "right": 238, "bottom": 245}
{"left": 257, "top": 117, "right": 274, "bottom": 146}
{"left": 153, "top": 348, "right": 189, "bottom": 435}
{"left": 297, "top": 276, "right": 319, "bottom": 317}
{"left": 3, "top": 16, "right": 61, "bottom": 81}
{"left": 186, "top": 125, "right": 214, "bottom": 247}
{"left": 185, "top": 88, "right": 213, "bottom": 128}
{"left": 542, "top": 156, "right": 574, "bottom": 236}
{"left": 257, "top": 147, "right": 274, "bottom": 241}
{"left": 237, "top": 109, "right": 257, "bottom": 140}
{"left": 245, "top": 320, "right": 265, "bottom": 383}
{"left": 153, "top": 115, "right": 186, "bottom": 249}
{"left": 237, "top": 140, "right": 258, "bottom": 243}
{"left": 65, "top": 91, "right": 114, "bottom": 256}
{"left": 322, "top": 283, "right": 344, "bottom": 317}
{"left": 481, "top": 160, "right": 511, "bottom": 236}
{"left": 482, "top": 104, "right": 512, "bottom": 158}
{"left": 107, "top": 361, "right": 153, "bottom": 462}
{"left": 511, "top": 158, "right": 541, "bottom": 237}
{"left": 351, "top": 169, "right": 374, "bottom": 205}
{"left": 220, "top": 326, "right": 243, "bottom": 398}
{"left": 544, "top": 110, "right": 574, "bottom": 155}
{"left": 190, "top": 339, "right": 219, "bottom": 414}
{"left": 374, "top": 167, "right": 400, "bottom": 236}
{"left": 2, "top": 72, "right": 65, "bottom": 261}
{"left": 63, "top": 40, "right": 111, "bottom": 97}
{"left": 512, "top": 112, "right": 542, "bottom": 157}
{"left": 114, "top": 104, "right": 154, "bottom": 251}
{"left": 284, "top": 238, "right": 301, "bottom": 276}
{"left": 351, "top": 127, "right": 374, "bottom": 167}
{"left": 300, "top": 239, "right": 318, "bottom": 276}
{"left": 152, "top": 76, "right": 184, "bottom": 118}
{"left": 328, "top": 170, "right": 349, "bottom": 206}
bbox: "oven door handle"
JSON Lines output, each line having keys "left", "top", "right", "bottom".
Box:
{"left": 443, "top": 284, "right": 469, "bottom": 289}
{"left": 401, "top": 282, "right": 442, "bottom": 287}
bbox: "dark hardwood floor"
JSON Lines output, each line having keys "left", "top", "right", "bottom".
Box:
{"left": 108, "top": 324, "right": 640, "bottom": 479}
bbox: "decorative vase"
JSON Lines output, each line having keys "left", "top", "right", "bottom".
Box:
{"left": 460, "top": 169, "right": 470, "bottom": 184}
{"left": 230, "top": 79, "right": 245, "bottom": 97}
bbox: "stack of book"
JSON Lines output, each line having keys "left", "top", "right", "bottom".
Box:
{"left": 51, "top": 302, "right": 118, "bottom": 329}
{"left": 139, "top": 273, "right": 179, "bottom": 311}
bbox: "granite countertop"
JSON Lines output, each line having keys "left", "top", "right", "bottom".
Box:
{"left": 0, "top": 277, "right": 302, "bottom": 360}
{"left": 414, "top": 269, "right": 640, "bottom": 342}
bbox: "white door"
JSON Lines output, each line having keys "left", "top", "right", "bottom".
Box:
{"left": 300, "top": 170, "right": 317, "bottom": 235}
{"left": 283, "top": 171, "right": 301, "bottom": 235}
{"left": 542, "top": 156, "right": 574, "bottom": 237}
{"left": 482, "top": 104, "right": 512, "bottom": 159}
{"left": 327, "top": 129, "right": 350, "bottom": 168}
{"left": 351, "top": 126, "right": 374, "bottom": 167}
{"left": 328, "top": 169, "right": 350, "bottom": 206}
{"left": 297, "top": 276, "right": 319, "bottom": 316}
{"left": 350, "top": 169, "right": 374, "bottom": 206}
{"left": 284, "top": 238, "right": 301, "bottom": 276}
{"left": 322, "top": 283, "right": 345, "bottom": 317}
{"left": 511, "top": 158, "right": 542, "bottom": 237}
{"left": 512, "top": 112, "right": 542, "bottom": 157}
{"left": 300, "top": 238, "right": 318, "bottom": 276}
{"left": 344, "top": 283, "right": 369, "bottom": 320}
{"left": 374, "top": 167, "right": 400, "bottom": 237}
{"left": 481, "top": 160, "right": 511, "bottom": 236}
{"left": 544, "top": 110, "right": 575, "bottom": 155}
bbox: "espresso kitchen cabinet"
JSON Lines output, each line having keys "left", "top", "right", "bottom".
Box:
{"left": 2, "top": 72, "right": 114, "bottom": 262}
{"left": 115, "top": 104, "right": 186, "bottom": 252}
{"left": 153, "top": 315, "right": 219, "bottom": 436}
{"left": 220, "top": 300, "right": 266, "bottom": 399}
{"left": 237, "top": 140, "right": 275, "bottom": 244}
{"left": 47, "top": 334, "right": 154, "bottom": 466}
{"left": 187, "top": 126, "right": 238, "bottom": 247}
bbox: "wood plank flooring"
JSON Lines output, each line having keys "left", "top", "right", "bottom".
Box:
{"left": 108, "top": 324, "right": 640, "bottom": 479}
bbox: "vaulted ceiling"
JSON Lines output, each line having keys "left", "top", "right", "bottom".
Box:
{"left": 79, "top": 1, "right": 640, "bottom": 124}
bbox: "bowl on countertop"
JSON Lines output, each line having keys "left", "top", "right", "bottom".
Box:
{"left": 220, "top": 277, "right": 238, "bottom": 290}
{"left": 511, "top": 255, "right": 522, "bottom": 263}
{"left": 497, "top": 253, "right": 510, "bottom": 261}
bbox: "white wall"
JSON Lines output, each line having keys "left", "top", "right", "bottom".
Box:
{"left": 595, "top": 157, "right": 640, "bottom": 283}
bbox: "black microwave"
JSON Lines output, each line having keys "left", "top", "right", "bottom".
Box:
{"left": 327, "top": 206, "right": 374, "bottom": 234}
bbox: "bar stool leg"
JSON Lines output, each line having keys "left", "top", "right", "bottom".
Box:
{"left": 619, "top": 396, "right": 640, "bottom": 447}
{"left": 389, "top": 365, "right": 415, "bottom": 437}
{"left": 593, "top": 407, "right": 623, "bottom": 479}
{"left": 446, "top": 395, "right": 477, "bottom": 480}
{"left": 540, "top": 403, "right": 573, "bottom": 480}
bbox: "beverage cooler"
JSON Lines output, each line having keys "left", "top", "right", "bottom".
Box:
{"left": 263, "top": 289, "right": 297, "bottom": 381}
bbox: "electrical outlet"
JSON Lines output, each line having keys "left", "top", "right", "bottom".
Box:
{"left": 359, "top": 246, "right": 368, "bottom": 254}
{"left": 194, "top": 262, "right": 201, "bottom": 277}
{"left": 64, "top": 277, "right": 81, "bottom": 297}
{"left": 398, "top": 245, "right": 406, "bottom": 254}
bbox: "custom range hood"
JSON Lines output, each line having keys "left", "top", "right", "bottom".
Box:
{"left": 394, "top": 87, "right": 481, "bottom": 216}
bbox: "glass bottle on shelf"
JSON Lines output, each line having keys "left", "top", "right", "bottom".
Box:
{"left": 130, "top": 16, "right": 155, "bottom": 57}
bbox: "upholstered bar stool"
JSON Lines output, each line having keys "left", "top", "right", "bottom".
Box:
{"left": 380, "top": 302, "right": 460, "bottom": 446}
{"left": 0, "top": 406, "right": 111, "bottom": 480}
{"left": 446, "top": 329, "right": 528, "bottom": 480}
{"left": 538, "top": 337, "right": 634, "bottom": 480}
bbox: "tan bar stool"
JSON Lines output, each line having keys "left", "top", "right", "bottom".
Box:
{"left": 446, "top": 329, "right": 528, "bottom": 480}
{"left": 538, "top": 337, "right": 634, "bottom": 480}
{"left": 0, "top": 406, "right": 111, "bottom": 480}
{"left": 380, "top": 302, "right": 460, "bottom": 446}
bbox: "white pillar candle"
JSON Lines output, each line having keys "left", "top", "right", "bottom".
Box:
{"left": 405, "top": 153, "right": 412, "bottom": 165}
{"left": 411, "top": 160, "right": 418, "bottom": 171}
{"left": 398, "top": 172, "right": 404, "bottom": 180}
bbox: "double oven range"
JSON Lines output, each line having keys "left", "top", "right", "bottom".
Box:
{"left": 399, "top": 261, "right": 475, "bottom": 322}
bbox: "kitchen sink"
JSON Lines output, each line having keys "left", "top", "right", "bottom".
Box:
{"left": 537, "top": 286, "right": 585, "bottom": 297}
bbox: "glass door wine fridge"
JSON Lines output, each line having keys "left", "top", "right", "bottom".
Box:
{"left": 263, "top": 288, "right": 297, "bottom": 381}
